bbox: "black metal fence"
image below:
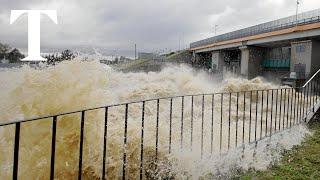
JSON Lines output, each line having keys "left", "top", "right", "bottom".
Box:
{"left": 1, "top": 71, "right": 320, "bottom": 179}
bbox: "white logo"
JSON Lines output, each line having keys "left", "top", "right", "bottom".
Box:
{"left": 10, "top": 10, "right": 58, "bottom": 61}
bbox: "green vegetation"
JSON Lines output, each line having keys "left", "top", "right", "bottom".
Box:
{"left": 44, "top": 49, "right": 75, "bottom": 64}
{"left": 0, "top": 42, "right": 75, "bottom": 64}
{"left": 165, "top": 50, "right": 185, "bottom": 59}
{"left": 113, "top": 50, "right": 194, "bottom": 72}
{"left": 0, "top": 43, "right": 25, "bottom": 63}
{"left": 234, "top": 119, "right": 320, "bottom": 179}
{"left": 114, "top": 58, "right": 150, "bottom": 70}
{"left": 165, "top": 50, "right": 192, "bottom": 63}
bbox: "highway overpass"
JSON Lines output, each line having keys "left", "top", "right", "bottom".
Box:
{"left": 190, "top": 9, "right": 320, "bottom": 83}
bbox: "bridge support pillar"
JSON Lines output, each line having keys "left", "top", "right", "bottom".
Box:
{"left": 291, "top": 40, "right": 320, "bottom": 78}
{"left": 240, "top": 46, "right": 264, "bottom": 79}
{"left": 240, "top": 46, "right": 249, "bottom": 78}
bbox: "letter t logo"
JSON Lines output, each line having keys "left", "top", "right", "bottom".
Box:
{"left": 10, "top": 10, "right": 58, "bottom": 61}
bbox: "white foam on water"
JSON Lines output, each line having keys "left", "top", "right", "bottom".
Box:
{"left": 0, "top": 60, "right": 312, "bottom": 179}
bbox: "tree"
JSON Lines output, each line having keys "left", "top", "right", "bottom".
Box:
{"left": 44, "top": 49, "right": 76, "bottom": 65}
{"left": 45, "top": 54, "right": 60, "bottom": 65}
{"left": 7, "top": 48, "right": 25, "bottom": 63}
{"left": 0, "top": 43, "right": 10, "bottom": 60}
{"left": 61, "top": 49, "right": 75, "bottom": 60}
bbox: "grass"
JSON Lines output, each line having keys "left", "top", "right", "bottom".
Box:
{"left": 113, "top": 59, "right": 150, "bottom": 70}
{"left": 233, "top": 119, "right": 320, "bottom": 179}
{"left": 165, "top": 50, "right": 186, "bottom": 59}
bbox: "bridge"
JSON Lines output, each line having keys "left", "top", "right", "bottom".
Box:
{"left": 190, "top": 9, "right": 320, "bottom": 83}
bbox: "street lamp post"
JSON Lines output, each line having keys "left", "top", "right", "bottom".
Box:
{"left": 134, "top": 44, "right": 137, "bottom": 60}
{"left": 214, "top": 25, "right": 218, "bottom": 35}
{"left": 296, "top": 0, "right": 300, "bottom": 25}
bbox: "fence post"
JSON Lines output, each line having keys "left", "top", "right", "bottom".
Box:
{"left": 140, "top": 102, "right": 145, "bottom": 180}
{"left": 78, "top": 111, "right": 85, "bottom": 180}
{"left": 13, "top": 122, "right": 21, "bottom": 180}
{"left": 50, "top": 116, "right": 58, "bottom": 180}
{"left": 201, "top": 95, "right": 205, "bottom": 158}
{"left": 211, "top": 95, "right": 214, "bottom": 154}
{"left": 102, "top": 108, "right": 108, "bottom": 180}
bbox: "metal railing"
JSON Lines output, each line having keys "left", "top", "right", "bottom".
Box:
{"left": 190, "top": 14, "right": 320, "bottom": 49}
{"left": 1, "top": 71, "right": 320, "bottom": 179}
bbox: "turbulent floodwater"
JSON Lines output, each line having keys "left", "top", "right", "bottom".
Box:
{"left": 0, "top": 60, "right": 311, "bottom": 179}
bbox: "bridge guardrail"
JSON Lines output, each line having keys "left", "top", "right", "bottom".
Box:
{"left": 190, "top": 15, "right": 320, "bottom": 49}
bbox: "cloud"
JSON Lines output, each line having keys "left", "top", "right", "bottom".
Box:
{"left": 0, "top": 0, "right": 319, "bottom": 54}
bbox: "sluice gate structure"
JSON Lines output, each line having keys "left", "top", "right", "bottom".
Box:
{"left": 190, "top": 9, "right": 320, "bottom": 84}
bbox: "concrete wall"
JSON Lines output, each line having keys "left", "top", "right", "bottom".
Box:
{"left": 291, "top": 40, "right": 312, "bottom": 77}
{"left": 311, "top": 40, "right": 320, "bottom": 75}
{"left": 290, "top": 40, "right": 320, "bottom": 78}
{"left": 240, "top": 47, "right": 249, "bottom": 76}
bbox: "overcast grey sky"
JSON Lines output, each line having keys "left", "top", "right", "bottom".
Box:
{"left": 0, "top": 0, "right": 320, "bottom": 54}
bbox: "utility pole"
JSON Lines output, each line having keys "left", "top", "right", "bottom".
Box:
{"left": 296, "top": 0, "right": 300, "bottom": 25}
{"left": 214, "top": 25, "right": 218, "bottom": 35}
{"left": 134, "top": 44, "right": 137, "bottom": 60}
{"left": 179, "top": 36, "right": 181, "bottom": 51}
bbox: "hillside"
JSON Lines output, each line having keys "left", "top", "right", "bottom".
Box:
{"left": 113, "top": 50, "right": 192, "bottom": 72}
